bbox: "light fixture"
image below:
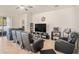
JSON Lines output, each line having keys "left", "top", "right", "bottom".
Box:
{"left": 19, "top": 5, "right": 25, "bottom": 9}
{"left": 16, "top": 5, "right": 25, "bottom": 9}
{"left": 16, "top": 5, "right": 33, "bottom": 11}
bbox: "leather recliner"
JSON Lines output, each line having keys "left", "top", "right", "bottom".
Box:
{"left": 21, "top": 32, "right": 44, "bottom": 53}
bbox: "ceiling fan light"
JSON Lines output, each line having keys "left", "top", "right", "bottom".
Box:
{"left": 19, "top": 6, "right": 24, "bottom": 9}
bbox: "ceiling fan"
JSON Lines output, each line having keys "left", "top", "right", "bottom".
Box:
{"left": 16, "top": 5, "right": 33, "bottom": 11}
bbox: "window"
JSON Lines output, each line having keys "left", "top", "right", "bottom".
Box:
{"left": 0, "top": 17, "right": 7, "bottom": 26}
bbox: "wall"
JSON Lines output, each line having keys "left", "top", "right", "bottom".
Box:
{"left": 11, "top": 14, "right": 27, "bottom": 30}
{"left": 32, "top": 7, "right": 77, "bottom": 36}
{"left": 11, "top": 15, "right": 21, "bottom": 28}
{"left": 73, "top": 6, "right": 79, "bottom": 32}
{"left": 12, "top": 12, "right": 32, "bottom": 32}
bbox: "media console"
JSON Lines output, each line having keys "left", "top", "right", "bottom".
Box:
{"left": 32, "top": 32, "right": 49, "bottom": 40}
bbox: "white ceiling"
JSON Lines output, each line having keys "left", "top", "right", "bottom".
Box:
{"left": 0, "top": 5, "right": 74, "bottom": 16}
{"left": 30, "top": 5, "right": 74, "bottom": 14}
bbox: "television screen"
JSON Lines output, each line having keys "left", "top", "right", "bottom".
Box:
{"left": 35, "top": 24, "right": 46, "bottom": 32}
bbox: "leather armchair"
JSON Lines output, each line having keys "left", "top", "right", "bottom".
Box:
{"left": 55, "top": 32, "right": 79, "bottom": 54}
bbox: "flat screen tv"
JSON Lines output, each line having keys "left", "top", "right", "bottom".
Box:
{"left": 35, "top": 24, "right": 46, "bottom": 32}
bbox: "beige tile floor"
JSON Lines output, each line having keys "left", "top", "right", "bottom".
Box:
{"left": 0, "top": 37, "right": 62, "bottom": 54}
{"left": 0, "top": 37, "right": 32, "bottom": 54}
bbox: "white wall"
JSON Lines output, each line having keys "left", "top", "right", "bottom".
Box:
{"left": 11, "top": 12, "right": 32, "bottom": 32}
{"left": 11, "top": 15, "right": 23, "bottom": 28}
{"left": 32, "top": 7, "right": 77, "bottom": 36}
{"left": 73, "top": 6, "right": 79, "bottom": 32}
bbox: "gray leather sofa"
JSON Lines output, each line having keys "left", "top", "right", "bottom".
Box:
{"left": 55, "top": 32, "right": 79, "bottom": 54}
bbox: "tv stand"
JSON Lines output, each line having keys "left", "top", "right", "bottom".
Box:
{"left": 32, "top": 32, "right": 49, "bottom": 39}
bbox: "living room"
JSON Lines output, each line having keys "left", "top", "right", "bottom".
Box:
{"left": 0, "top": 5, "right": 79, "bottom": 54}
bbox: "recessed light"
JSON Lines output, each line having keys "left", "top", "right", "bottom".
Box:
{"left": 54, "top": 5, "right": 59, "bottom": 7}
{"left": 19, "top": 5, "right": 25, "bottom": 9}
